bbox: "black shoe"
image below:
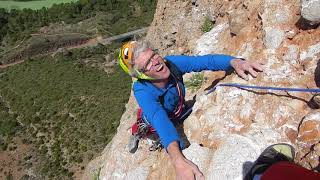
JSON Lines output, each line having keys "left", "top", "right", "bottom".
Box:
{"left": 127, "top": 135, "right": 139, "bottom": 154}
{"left": 245, "top": 143, "right": 295, "bottom": 180}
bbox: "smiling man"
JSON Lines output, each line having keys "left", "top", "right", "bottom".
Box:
{"left": 118, "top": 40, "right": 263, "bottom": 180}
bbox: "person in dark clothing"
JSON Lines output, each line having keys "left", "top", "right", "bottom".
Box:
{"left": 245, "top": 143, "right": 320, "bottom": 180}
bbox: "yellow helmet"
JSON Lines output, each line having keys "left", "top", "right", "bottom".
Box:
{"left": 118, "top": 41, "right": 154, "bottom": 80}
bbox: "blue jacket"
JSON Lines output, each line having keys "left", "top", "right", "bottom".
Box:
{"left": 133, "top": 54, "right": 235, "bottom": 150}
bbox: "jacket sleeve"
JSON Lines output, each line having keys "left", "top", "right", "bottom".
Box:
{"left": 165, "top": 54, "right": 235, "bottom": 74}
{"left": 133, "top": 83, "right": 184, "bottom": 150}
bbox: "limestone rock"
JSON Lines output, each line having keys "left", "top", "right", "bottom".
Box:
{"left": 194, "top": 23, "right": 229, "bottom": 55}
{"left": 207, "top": 135, "right": 260, "bottom": 180}
{"left": 299, "top": 42, "right": 320, "bottom": 73}
{"left": 261, "top": 2, "right": 290, "bottom": 26}
{"left": 228, "top": 9, "right": 248, "bottom": 36}
{"left": 183, "top": 143, "right": 213, "bottom": 175}
{"left": 296, "top": 110, "right": 320, "bottom": 170}
{"left": 145, "top": 0, "right": 209, "bottom": 55}
{"left": 124, "top": 167, "right": 149, "bottom": 180}
{"left": 297, "top": 110, "right": 320, "bottom": 146}
{"left": 301, "top": 0, "right": 320, "bottom": 24}
{"left": 263, "top": 27, "right": 285, "bottom": 49}
{"left": 283, "top": 45, "right": 299, "bottom": 64}
{"left": 300, "top": 42, "right": 320, "bottom": 61}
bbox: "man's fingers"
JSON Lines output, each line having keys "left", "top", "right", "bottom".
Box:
{"left": 252, "top": 62, "right": 264, "bottom": 71}
{"left": 191, "top": 165, "right": 204, "bottom": 180}
{"left": 195, "top": 173, "right": 205, "bottom": 180}
{"left": 187, "top": 161, "right": 202, "bottom": 174}
{"left": 236, "top": 69, "right": 248, "bottom": 80}
{"left": 195, "top": 169, "right": 205, "bottom": 180}
{"left": 232, "top": 59, "right": 263, "bottom": 80}
{"left": 248, "top": 67, "right": 258, "bottom": 77}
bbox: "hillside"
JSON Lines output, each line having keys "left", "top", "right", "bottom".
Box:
{"left": 0, "top": 0, "right": 157, "bottom": 179}
{"left": 83, "top": 0, "right": 320, "bottom": 179}
{"left": 0, "top": 44, "right": 134, "bottom": 179}
{"left": 0, "top": 0, "right": 156, "bottom": 57}
{"left": 0, "top": 0, "right": 78, "bottom": 10}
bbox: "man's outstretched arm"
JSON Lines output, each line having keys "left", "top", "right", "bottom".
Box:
{"left": 165, "top": 55, "right": 264, "bottom": 80}
{"left": 167, "top": 141, "right": 205, "bottom": 180}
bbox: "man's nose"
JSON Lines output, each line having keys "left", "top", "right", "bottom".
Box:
{"left": 150, "top": 56, "right": 158, "bottom": 63}
{"left": 153, "top": 59, "right": 160, "bottom": 66}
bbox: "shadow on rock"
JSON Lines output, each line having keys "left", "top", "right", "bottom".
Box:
{"left": 295, "top": 17, "right": 319, "bottom": 30}
{"left": 204, "top": 71, "right": 231, "bottom": 91}
{"left": 308, "top": 59, "right": 320, "bottom": 109}
{"left": 242, "top": 161, "right": 254, "bottom": 180}
{"left": 176, "top": 122, "right": 191, "bottom": 149}
{"left": 315, "top": 59, "right": 320, "bottom": 87}
{"left": 175, "top": 95, "right": 198, "bottom": 149}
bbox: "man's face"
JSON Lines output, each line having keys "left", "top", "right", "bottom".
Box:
{"left": 134, "top": 48, "right": 170, "bottom": 80}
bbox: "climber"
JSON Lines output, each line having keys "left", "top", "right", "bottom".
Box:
{"left": 118, "top": 40, "right": 263, "bottom": 180}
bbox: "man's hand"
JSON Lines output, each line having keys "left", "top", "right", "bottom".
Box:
{"left": 173, "top": 157, "right": 204, "bottom": 180}
{"left": 167, "top": 141, "right": 204, "bottom": 180}
{"left": 230, "top": 58, "right": 264, "bottom": 80}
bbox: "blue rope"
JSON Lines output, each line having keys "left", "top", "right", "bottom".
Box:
{"left": 206, "top": 83, "right": 320, "bottom": 95}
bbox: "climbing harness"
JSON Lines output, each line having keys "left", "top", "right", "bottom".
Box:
{"left": 128, "top": 108, "right": 163, "bottom": 153}
{"left": 206, "top": 83, "right": 320, "bottom": 95}
{"left": 168, "top": 74, "right": 184, "bottom": 120}
{"left": 128, "top": 75, "right": 186, "bottom": 153}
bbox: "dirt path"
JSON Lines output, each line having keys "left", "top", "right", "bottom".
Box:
{"left": 0, "top": 37, "right": 96, "bottom": 69}
{"left": 0, "top": 28, "right": 147, "bottom": 69}
{"left": 0, "top": 60, "right": 25, "bottom": 69}
{"left": 67, "top": 37, "right": 98, "bottom": 49}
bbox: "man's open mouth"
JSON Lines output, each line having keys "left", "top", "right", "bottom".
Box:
{"left": 156, "top": 63, "right": 164, "bottom": 72}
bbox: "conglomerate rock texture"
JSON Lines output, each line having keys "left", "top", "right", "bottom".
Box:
{"left": 83, "top": 0, "right": 320, "bottom": 179}
{"left": 301, "top": 0, "right": 320, "bottom": 24}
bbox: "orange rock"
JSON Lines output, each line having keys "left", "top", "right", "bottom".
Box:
{"left": 298, "top": 120, "right": 320, "bottom": 143}
{"left": 301, "top": 120, "right": 318, "bottom": 131}
{"left": 285, "top": 128, "right": 298, "bottom": 143}
{"left": 298, "top": 129, "right": 320, "bottom": 142}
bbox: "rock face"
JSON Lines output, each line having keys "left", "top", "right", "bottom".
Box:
{"left": 296, "top": 110, "right": 320, "bottom": 170}
{"left": 264, "top": 27, "right": 285, "bottom": 49}
{"left": 83, "top": 0, "right": 320, "bottom": 179}
{"left": 301, "top": 0, "right": 320, "bottom": 24}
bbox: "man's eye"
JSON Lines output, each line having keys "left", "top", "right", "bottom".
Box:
{"left": 147, "top": 61, "right": 154, "bottom": 70}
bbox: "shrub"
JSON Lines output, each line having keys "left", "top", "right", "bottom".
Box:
{"left": 0, "top": 141, "right": 8, "bottom": 151}
{"left": 185, "top": 72, "right": 207, "bottom": 92}
{"left": 201, "top": 17, "right": 214, "bottom": 33}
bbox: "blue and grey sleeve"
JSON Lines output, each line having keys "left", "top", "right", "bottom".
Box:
{"left": 165, "top": 54, "right": 235, "bottom": 74}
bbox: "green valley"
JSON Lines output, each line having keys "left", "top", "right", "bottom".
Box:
{"left": 0, "top": 0, "right": 157, "bottom": 179}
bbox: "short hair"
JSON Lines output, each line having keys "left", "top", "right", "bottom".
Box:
{"left": 132, "top": 40, "right": 153, "bottom": 64}
{"left": 128, "top": 40, "right": 153, "bottom": 77}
